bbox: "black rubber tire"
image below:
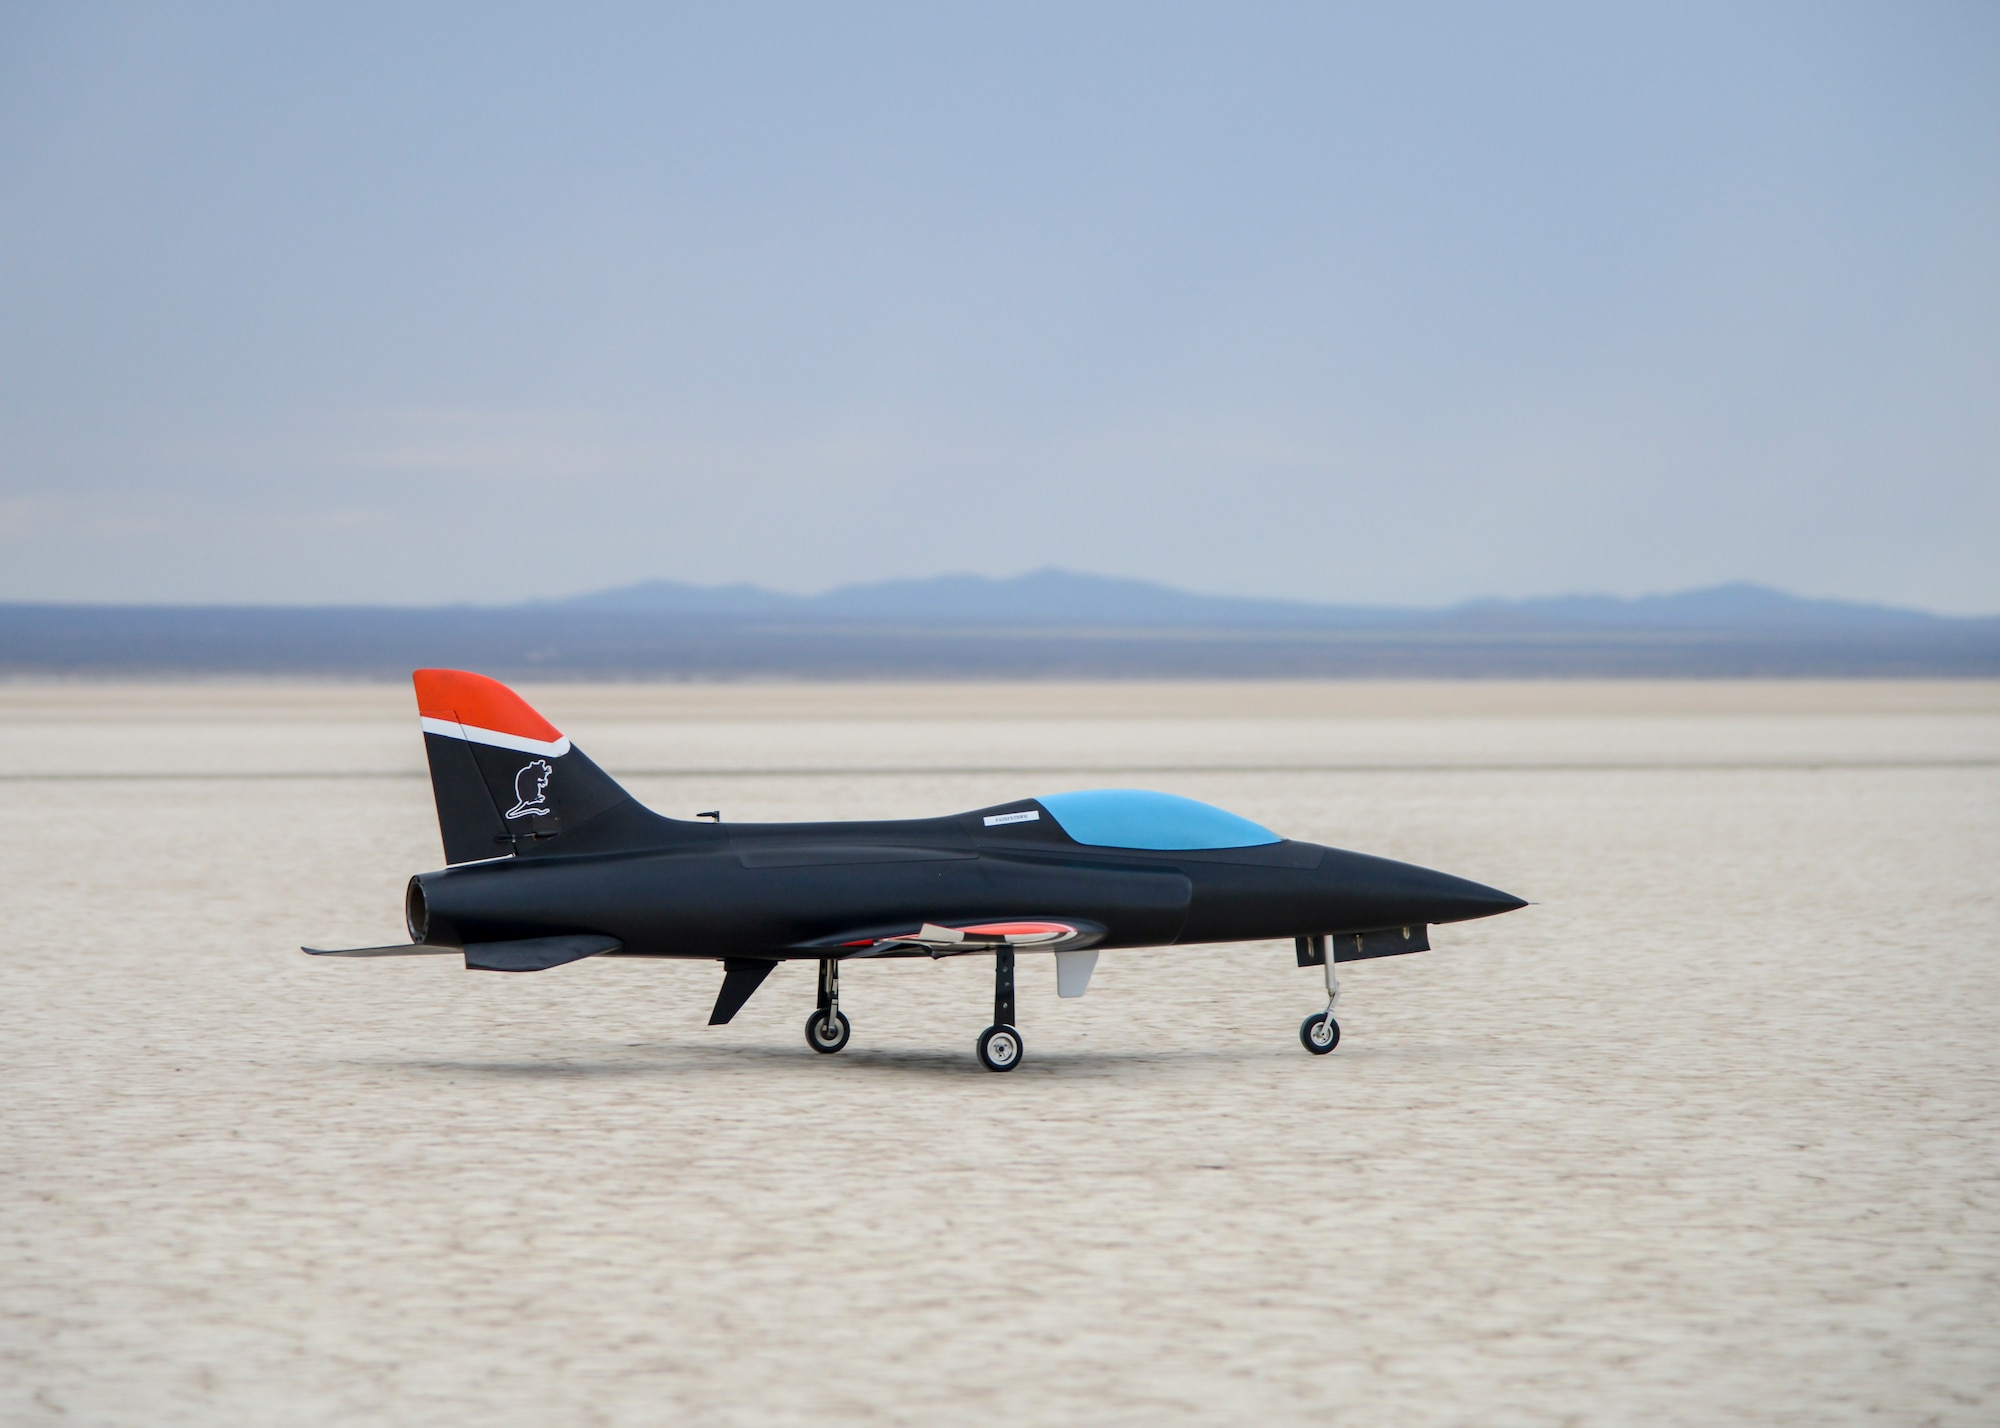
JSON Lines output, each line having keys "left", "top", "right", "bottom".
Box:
{"left": 805, "top": 1009, "right": 852, "bottom": 1054}
{"left": 1299, "top": 1013, "right": 1340, "bottom": 1055}
{"left": 976, "top": 1023, "right": 1023, "bottom": 1072}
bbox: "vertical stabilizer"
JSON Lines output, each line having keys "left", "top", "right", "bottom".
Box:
{"left": 413, "top": 669, "right": 662, "bottom": 862}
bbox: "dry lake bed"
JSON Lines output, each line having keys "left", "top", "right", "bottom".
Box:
{"left": 3, "top": 678, "right": 1997, "bottom": 1426}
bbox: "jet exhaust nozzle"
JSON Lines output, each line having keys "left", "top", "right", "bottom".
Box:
{"left": 405, "top": 877, "right": 430, "bottom": 943}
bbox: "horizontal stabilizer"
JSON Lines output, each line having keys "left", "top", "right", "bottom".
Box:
{"left": 302, "top": 943, "right": 461, "bottom": 957}
{"left": 464, "top": 934, "right": 621, "bottom": 973}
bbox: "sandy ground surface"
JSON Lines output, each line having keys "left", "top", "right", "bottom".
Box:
{"left": 3, "top": 679, "right": 1997, "bottom": 1426}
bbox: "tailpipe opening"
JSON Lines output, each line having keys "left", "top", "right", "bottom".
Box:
{"left": 405, "top": 877, "right": 430, "bottom": 944}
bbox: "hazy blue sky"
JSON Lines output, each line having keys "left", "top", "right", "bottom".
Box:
{"left": 2, "top": 3, "right": 1995, "bottom": 610}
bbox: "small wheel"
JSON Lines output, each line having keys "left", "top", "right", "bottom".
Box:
{"left": 805, "top": 1009, "right": 851, "bottom": 1054}
{"left": 976, "top": 1024, "right": 1023, "bottom": 1072}
{"left": 1299, "top": 1013, "right": 1340, "bottom": 1055}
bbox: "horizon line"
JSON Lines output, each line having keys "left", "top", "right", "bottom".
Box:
{"left": 2, "top": 572, "right": 1995, "bottom": 622}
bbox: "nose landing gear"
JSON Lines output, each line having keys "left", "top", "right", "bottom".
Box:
{"left": 1299, "top": 1010, "right": 1340, "bottom": 1054}
{"left": 1296, "top": 934, "right": 1341, "bottom": 1056}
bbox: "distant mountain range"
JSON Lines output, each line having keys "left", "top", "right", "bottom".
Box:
{"left": 553, "top": 569, "right": 1974, "bottom": 631}
{"left": 3, "top": 572, "right": 1994, "bottom": 677}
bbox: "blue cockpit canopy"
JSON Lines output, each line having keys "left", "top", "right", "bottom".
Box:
{"left": 1037, "top": 789, "right": 1283, "bottom": 851}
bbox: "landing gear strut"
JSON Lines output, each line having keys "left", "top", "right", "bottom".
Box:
{"left": 805, "top": 957, "right": 851, "bottom": 1053}
{"left": 1299, "top": 934, "right": 1340, "bottom": 1055}
{"left": 977, "top": 948, "right": 1023, "bottom": 1072}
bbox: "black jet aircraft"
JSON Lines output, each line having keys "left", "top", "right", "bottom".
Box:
{"left": 306, "top": 670, "right": 1525, "bottom": 1070}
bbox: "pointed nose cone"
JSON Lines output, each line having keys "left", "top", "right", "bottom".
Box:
{"left": 1424, "top": 872, "right": 1529, "bottom": 923}
{"left": 1315, "top": 847, "right": 1527, "bottom": 928}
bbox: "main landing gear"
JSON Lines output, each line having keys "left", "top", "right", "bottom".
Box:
{"left": 805, "top": 957, "right": 851, "bottom": 1054}
{"left": 800, "top": 952, "right": 1025, "bottom": 1069}
{"left": 977, "top": 948, "right": 1024, "bottom": 1072}
{"left": 1297, "top": 934, "right": 1341, "bottom": 1056}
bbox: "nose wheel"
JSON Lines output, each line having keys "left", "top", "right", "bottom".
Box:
{"left": 1297, "top": 933, "right": 1343, "bottom": 1056}
{"left": 1299, "top": 1012, "right": 1340, "bottom": 1054}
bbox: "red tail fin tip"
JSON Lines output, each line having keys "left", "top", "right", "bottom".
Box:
{"left": 413, "top": 669, "right": 569, "bottom": 755}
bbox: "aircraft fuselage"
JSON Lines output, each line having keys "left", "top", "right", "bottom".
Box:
{"left": 408, "top": 805, "right": 1521, "bottom": 961}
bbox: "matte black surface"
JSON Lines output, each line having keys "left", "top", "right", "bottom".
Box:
{"left": 710, "top": 958, "right": 779, "bottom": 1025}
{"left": 405, "top": 747, "right": 1520, "bottom": 964}
{"left": 993, "top": 949, "right": 1016, "bottom": 1028}
{"left": 462, "top": 934, "right": 620, "bottom": 973}
{"left": 1333, "top": 925, "right": 1433, "bottom": 962}
{"left": 341, "top": 681, "right": 1529, "bottom": 1054}
{"left": 422, "top": 733, "right": 507, "bottom": 865}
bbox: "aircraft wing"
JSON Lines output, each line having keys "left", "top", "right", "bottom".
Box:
{"left": 796, "top": 919, "right": 1105, "bottom": 958}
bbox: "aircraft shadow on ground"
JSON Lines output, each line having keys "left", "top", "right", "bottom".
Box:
{"left": 372, "top": 1040, "right": 1311, "bottom": 1082}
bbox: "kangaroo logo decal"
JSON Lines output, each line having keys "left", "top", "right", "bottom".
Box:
{"left": 505, "top": 759, "right": 555, "bottom": 819}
